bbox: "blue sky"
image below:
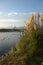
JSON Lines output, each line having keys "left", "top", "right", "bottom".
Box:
{"left": 0, "top": 0, "right": 43, "bottom": 28}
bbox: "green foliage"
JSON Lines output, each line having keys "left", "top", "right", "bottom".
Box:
{"left": 16, "top": 27, "right": 43, "bottom": 65}
{"left": 33, "top": 29, "right": 43, "bottom": 63}
{"left": 8, "top": 48, "right": 15, "bottom": 56}
{"left": 16, "top": 27, "right": 37, "bottom": 56}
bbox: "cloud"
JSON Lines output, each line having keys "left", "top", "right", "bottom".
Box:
{"left": 19, "top": 13, "right": 29, "bottom": 15}
{"left": 0, "top": 24, "right": 15, "bottom": 28}
{"left": 8, "top": 13, "right": 12, "bottom": 16}
{"left": 0, "top": 11, "right": 29, "bottom": 16}
{"left": 0, "top": 25, "right": 9, "bottom": 28}
{"left": 0, "top": 18, "right": 21, "bottom": 28}
{"left": 8, "top": 12, "right": 29, "bottom": 16}
{"left": 0, "top": 19, "right": 20, "bottom": 22}
{"left": 8, "top": 12, "right": 18, "bottom": 16}
{"left": 13, "top": 12, "right": 18, "bottom": 15}
{"left": 0, "top": 12, "right": 3, "bottom": 15}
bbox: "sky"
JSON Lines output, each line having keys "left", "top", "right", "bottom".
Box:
{"left": 0, "top": 0, "right": 43, "bottom": 28}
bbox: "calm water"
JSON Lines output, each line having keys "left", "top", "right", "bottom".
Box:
{"left": 0, "top": 32, "right": 21, "bottom": 56}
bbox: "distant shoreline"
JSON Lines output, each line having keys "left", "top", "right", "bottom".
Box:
{"left": 0, "top": 29, "right": 24, "bottom": 32}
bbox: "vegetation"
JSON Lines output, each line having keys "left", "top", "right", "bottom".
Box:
{"left": 16, "top": 27, "right": 43, "bottom": 65}
{"left": 8, "top": 48, "right": 15, "bottom": 56}
{"left": 0, "top": 28, "right": 24, "bottom": 32}
{"left": 0, "top": 25, "right": 43, "bottom": 65}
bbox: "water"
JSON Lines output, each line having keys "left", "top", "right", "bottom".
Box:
{"left": 0, "top": 32, "right": 21, "bottom": 56}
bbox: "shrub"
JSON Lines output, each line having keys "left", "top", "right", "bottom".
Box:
{"left": 8, "top": 48, "right": 15, "bottom": 56}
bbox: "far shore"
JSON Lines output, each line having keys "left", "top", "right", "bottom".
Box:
{"left": 0, "top": 29, "right": 24, "bottom": 32}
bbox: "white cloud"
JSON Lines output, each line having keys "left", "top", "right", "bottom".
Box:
{"left": 0, "top": 19, "right": 20, "bottom": 22}
{"left": 8, "top": 12, "right": 29, "bottom": 16}
{"left": 0, "top": 11, "right": 29, "bottom": 16}
{"left": 0, "top": 25, "right": 9, "bottom": 28}
{"left": 0, "top": 24, "right": 14, "bottom": 28}
{"left": 0, "top": 12, "right": 3, "bottom": 15}
{"left": 8, "top": 12, "right": 18, "bottom": 16}
{"left": 0, "top": 19, "right": 21, "bottom": 28}
{"left": 13, "top": 12, "right": 18, "bottom": 15}
{"left": 8, "top": 13, "right": 12, "bottom": 16}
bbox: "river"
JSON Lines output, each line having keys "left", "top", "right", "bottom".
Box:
{"left": 0, "top": 32, "right": 21, "bottom": 56}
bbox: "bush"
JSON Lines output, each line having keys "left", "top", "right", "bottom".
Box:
{"left": 8, "top": 48, "right": 15, "bottom": 56}
{"left": 16, "top": 27, "right": 37, "bottom": 56}
{"left": 16, "top": 27, "right": 43, "bottom": 65}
